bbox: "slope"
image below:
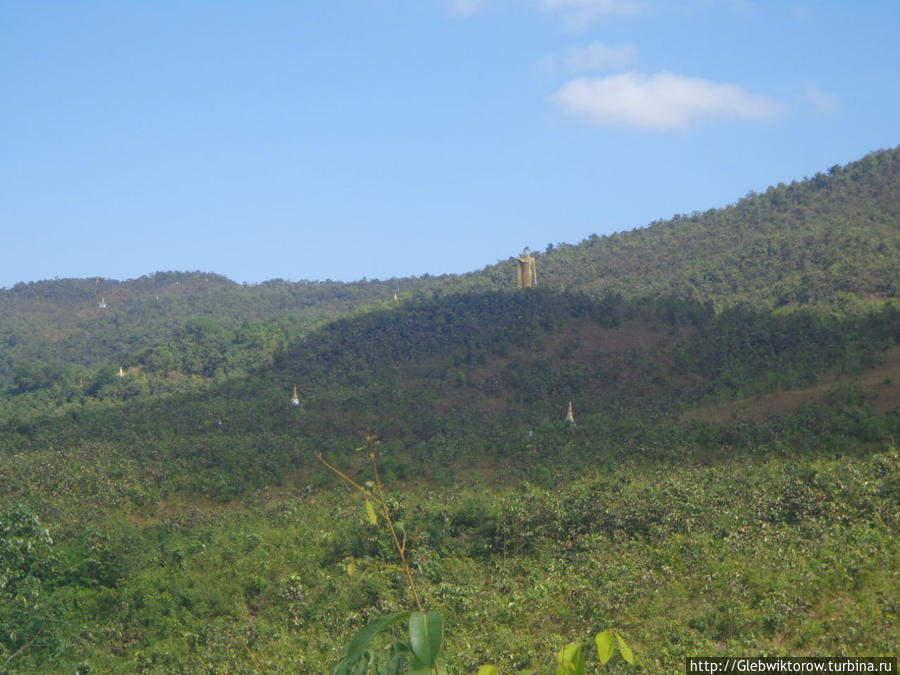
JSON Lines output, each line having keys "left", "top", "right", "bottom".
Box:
{"left": 3, "top": 289, "right": 897, "bottom": 511}
{"left": 2, "top": 146, "right": 898, "bottom": 388}
{"left": 527, "top": 145, "right": 900, "bottom": 308}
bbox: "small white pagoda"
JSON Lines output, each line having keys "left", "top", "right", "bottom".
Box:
{"left": 565, "top": 400, "right": 576, "bottom": 426}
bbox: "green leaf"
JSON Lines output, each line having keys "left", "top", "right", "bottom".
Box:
{"left": 614, "top": 631, "right": 635, "bottom": 664}
{"left": 595, "top": 629, "right": 615, "bottom": 664}
{"left": 344, "top": 611, "right": 411, "bottom": 666}
{"left": 350, "top": 653, "right": 372, "bottom": 675}
{"left": 332, "top": 651, "right": 371, "bottom": 675}
{"left": 407, "top": 656, "right": 432, "bottom": 675}
{"left": 408, "top": 610, "right": 443, "bottom": 667}
{"left": 365, "top": 500, "right": 378, "bottom": 526}
{"left": 384, "top": 641, "right": 412, "bottom": 675}
{"left": 406, "top": 653, "right": 447, "bottom": 675}
{"left": 477, "top": 667, "right": 500, "bottom": 675}
{"left": 555, "top": 641, "right": 585, "bottom": 675}
{"left": 381, "top": 655, "right": 405, "bottom": 675}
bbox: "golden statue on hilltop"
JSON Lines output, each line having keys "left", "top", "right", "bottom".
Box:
{"left": 516, "top": 247, "right": 537, "bottom": 288}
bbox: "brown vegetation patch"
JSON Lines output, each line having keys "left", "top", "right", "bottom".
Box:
{"left": 545, "top": 318, "right": 691, "bottom": 365}
{"left": 431, "top": 317, "right": 693, "bottom": 417}
{"left": 683, "top": 344, "right": 900, "bottom": 424}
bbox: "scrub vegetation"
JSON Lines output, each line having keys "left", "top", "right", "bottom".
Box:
{"left": 1, "top": 147, "right": 898, "bottom": 672}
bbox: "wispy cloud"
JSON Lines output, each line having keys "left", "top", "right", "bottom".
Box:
{"left": 803, "top": 85, "right": 838, "bottom": 113}
{"left": 566, "top": 42, "right": 635, "bottom": 70}
{"left": 541, "top": 0, "right": 644, "bottom": 27}
{"left": 552, "top": 72, "right": 783, "bottom": 130}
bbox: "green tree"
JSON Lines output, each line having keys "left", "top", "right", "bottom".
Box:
{"left": 0, "top": 505, "right": 60, "bottom": 672}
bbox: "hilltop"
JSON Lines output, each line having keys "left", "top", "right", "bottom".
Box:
{"left": 535, "top": 146, "right": 900, "bottom": 308}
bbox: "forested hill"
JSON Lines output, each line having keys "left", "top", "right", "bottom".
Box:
{"left": 0, "top": 272, "right": 434, "bottom": 384}
{"left": 1, "top": 149, "right": 900, "bottom": 673}
{"left": 1, "top": 145, "right": 898, "bottom": 381}
{"left": 517, "top": 145, "right": 900, "bottom": 309}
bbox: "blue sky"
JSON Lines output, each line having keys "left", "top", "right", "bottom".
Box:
{"left": 2, "top": 0, "right": 898, "bottom": 288}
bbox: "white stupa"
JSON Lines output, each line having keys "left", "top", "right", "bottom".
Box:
{"left": 565, "top": 400, "right": 576, "bottom": 426}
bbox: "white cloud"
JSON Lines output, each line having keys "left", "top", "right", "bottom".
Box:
{"left": 803, "top": 85, "right": 838, "bottom": 113}
{"left": 566, "top": 42, "right": 635, "bottom": 70}
{"left": 541, "top": 0, "right": 644, "bottom": 26}
{"left": 552, "top": 72, "right": 782, "bottom": 130}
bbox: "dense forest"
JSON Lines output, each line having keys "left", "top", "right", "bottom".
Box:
{"left": 1, "top": 147, "right": 898, "bottom": 673}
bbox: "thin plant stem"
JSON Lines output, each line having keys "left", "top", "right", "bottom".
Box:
{"left": 316, "top": 441, "right": 441, "bottom": 674}
{"left": 370, "top": 451, "right": 425, "bottom": 614}
{"left": 314, "top": 452, "right": 376, "bottom": 501}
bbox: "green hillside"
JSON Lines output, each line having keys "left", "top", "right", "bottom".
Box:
{"left": 533, "top": 146, "right": 900, "bottom": 309}
{"left": 3, "top": 146, "right": 898, "bottom": 385}
{"left": 1, "top": 147, "right": 898, "bottom": 673}
{"left": 0, "top": 272, "right": 412, "bottom": 386}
